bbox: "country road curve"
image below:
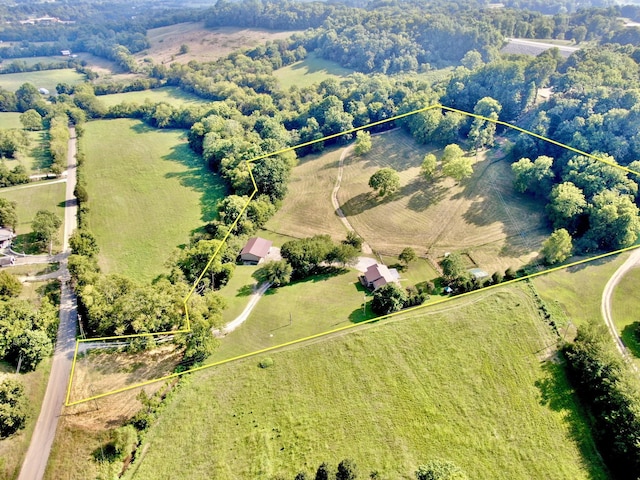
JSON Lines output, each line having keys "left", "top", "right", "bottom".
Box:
{"left": 601, "top": 247, "right": 640, "bottom": 366}
{"left": 18, "top": 127, "right": 78, "bottom": 480}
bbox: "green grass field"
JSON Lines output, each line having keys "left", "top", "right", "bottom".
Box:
{"left": 0, "top": 112, "right": 22, "bottom": 129}
{"left": 0, "top": 56, "right": 70, "bottom": 70}
{"left": 0, "top": 181, "right": 66, "bottom": 253}
{"left": 81, "top": 119, "right": 227, "bottom": 282}
{"left": 611, "top": 265, "right": 640, "bottom": 363}
{"left": 212, "top": 268, "right": 374, "bottom": 362}
{"left": 218, "top": 264, "right": 259, "bottom": 324}
{"left": 130, "top": 286, "right": 605, "bottom": 480}
{"left": 0, "top": 113, "right": 50, "bottom": 174}
{"left": 274, "top": 52, "right": 356, "bottom": 90}
{"left": 0, "top": 69, "right": 84, "bottom": 92}
{"left": 97, "top": 87, "right": 209, "bottom": 108}
{"left": 532, "top": 252, "right": 627, "bottom": 331}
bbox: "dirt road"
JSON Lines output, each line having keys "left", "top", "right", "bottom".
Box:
{"left": 18, "top": 127, "right": 78, "bottom": 480}
{"left": 601, "top": 248, "right": 640, "bottom": 362}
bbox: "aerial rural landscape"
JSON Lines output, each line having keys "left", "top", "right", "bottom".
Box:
{"left": 0, "top": 0, "right": 640, "bottom": 479}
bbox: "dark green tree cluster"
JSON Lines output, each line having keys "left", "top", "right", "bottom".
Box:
{"left": 0, "top": 378, "right": 28, "bottom": 438}
{"left": 371, "top": 282, "right": 428, "bottom": 315}
{"left": 563, "top": 322, "right": 640, "bottom": 479}
{"left": 0, "top": 129, "right": 29, "bottom": 160}
{"left": 280, "top": 234, "right": 358, "bottom": 280}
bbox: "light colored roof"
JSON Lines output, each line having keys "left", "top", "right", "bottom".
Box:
{"left": 469, "top": 268, "right": 489, "bottom": 279}
{"left": 0, "top": 228, "right": 15, "bottom": 241}
{"left": 240, "top": 237, "right": 272, "bottom": 258}
{"left": 364, "top": 263, "right": 396, "bottom": 289}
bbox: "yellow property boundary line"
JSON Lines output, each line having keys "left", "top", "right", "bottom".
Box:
{"left": 64, "top": 104, "right": 640, "bottom": 406}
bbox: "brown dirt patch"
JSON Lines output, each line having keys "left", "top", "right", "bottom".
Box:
{"left": 138, "top": 22, "right": 301, "bottom": 65}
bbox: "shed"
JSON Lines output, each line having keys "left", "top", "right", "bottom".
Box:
{"left": 469, "top": 268, "right": 489, "bottom": 280}
{"left": 60, "top": 50, "right": 71, "bottom": 56}
{"left": 240, "top": 237, "right": 273, "bottom": 265}
{"left": 38, "top": 87, "right": 49, "bottom": 95}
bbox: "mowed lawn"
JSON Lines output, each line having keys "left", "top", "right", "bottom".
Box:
{"left": 611, "top": 265, "right": 640, "bottom": 364}
{"left": 274, "top": 52, "right": 356, "bottom": 90}
{"left": 213, "top": 268, "right": 373, "bottom": 362}
{"left": 133, "top": 287, "right": 606, "bottom": 480}
{"left": 264, "top": 148, "right": 347, "bottom": 241}
{"left": 338, "top": 129, "right": 548, "bottom": 272}
{"left": 97, "top": 87, "right": 209, "bottom": 108}
{"left": 81, "top": 119, "right": 227, "bottom": 282}
{"left": 0, "top": 69, "right": 84, "bottom": 92}
{"left": 0, "top": 181, "right": 66, "bottom": 251}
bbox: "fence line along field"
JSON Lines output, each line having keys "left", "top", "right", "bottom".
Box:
{"left": 130, "top": 286, "right": 606, "bottom": 480}
{"left": 337, "top": 129, "right": 548, "bottom": 273}
{"left": 81, "top": 118, "right": 227, "bottom": 282}
{"left": 138, "top": 22, "right": 301, "bottom": 65}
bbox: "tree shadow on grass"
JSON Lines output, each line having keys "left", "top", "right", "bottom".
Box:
{"left": 339, "top": 192, "right": 377, "bottom": 216}
{"left": 162, "top": 143, "right": 229, "bottom": 224}
{"left": 406, "top": 177, "right": 447, "bottom": 212}
{"left": 130, "top": 122, "right": 157, "bottom": 135}
{"left": 565, "top": 253, "right": 619, "bottom": 273}
{"left": 29, "top": 131, "right": 52, "bottom": 171}
{"left": 12, "top": 232, "right": 43, "bottom": 255}
{"left": 535, "top": 359, "right": 607, "bottom": 476}
{"left": 236, "top": 284, "right": 254, "bottom": 297}
{"left": 621, "top": 322, "right": 640, "bottom": 359}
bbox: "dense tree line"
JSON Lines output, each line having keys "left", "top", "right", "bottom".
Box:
{"left": 563, "top": 322, "right": 640, "bottom": 480}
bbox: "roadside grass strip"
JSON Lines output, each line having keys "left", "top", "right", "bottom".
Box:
{"left": 64, "top": 104, "right": 640, "bottom": 406}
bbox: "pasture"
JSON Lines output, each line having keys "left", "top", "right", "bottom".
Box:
{"left": 131, "top": 286, "right": 606, "bottom": 480}
{"left": 97, "top": 86, "right": 209, "bottom": 108}
{"left": 263, "top": 147, "right": 347, "bottom": 241}
{"left": 0, "top": 69, "right": 84, "bottom": 92}
{"left": 274, "top": 52, "right": 356, "bottom": 90}
{"left": 0, "top": 112, "right": 49, "bottom": 174}
{"left": 0, "top": 181, "right": 66, "bottom": 253}
{"left": 138, "top": 22, "right": 300, "bottom": 65}
{"left": 611, "top": 265, "right": 640, "bottom": 363}
{"left": 81, "top": 119, "right": 227, "bottom": 282}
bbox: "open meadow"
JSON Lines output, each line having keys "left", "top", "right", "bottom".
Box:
{"left": 337, "top": 129, "right": 548, "bottom": 273}
{"left": 0, "top": 69, "right": 84, "bottom": 92}
{"left": 97, "top": 86, "right": 209, "bottom": 108}
{"left": 273, "top": 52, "right": 357, "bottom": 90}
{"left": 611, "top": 265, "right": 640, "bottom": 364}
{"left": 128, "top": 286, "right": 606, "bottom": 480}
{"left": 81, "top": 119, "right": 227, "bottom": 282}
{"left": 138, "top": 22, "right": 300, "bottom": 65}
{"left": 0, "top": 112, "right": 50, "bottom": 174}
{"left": 0, "top": 181, "right": 66, "bottom": 253}
{"left": 263, "top": 147, "right": 347, "bottom": 241}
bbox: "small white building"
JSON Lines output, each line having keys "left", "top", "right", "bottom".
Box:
{"left": 38, "top": 87, "right": 49, "bottom": 95}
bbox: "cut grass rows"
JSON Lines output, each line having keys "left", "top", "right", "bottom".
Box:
{"left": 130, "top": 286, "right": 606, "bottom": 480}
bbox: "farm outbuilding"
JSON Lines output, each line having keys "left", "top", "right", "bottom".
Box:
{"left": 38, "top": 87, "right": 49, "bottom": 95}
{"left": 360, "top": 263, "right": 400, "bottom": 291}
{"left": 240, "top": 237, "right": 273, "bottom": 265}
{"left": 469, "top": 268, "right": 489, "bottom": 280}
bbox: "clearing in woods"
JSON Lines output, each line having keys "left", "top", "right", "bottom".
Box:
{"left": 81, "top": 119, "right": 227, "bottom": 282}
{"left": 0, "top": 112, "right": 51, "bottom": 174}
{"left": 138, "top": 22, "right": 301, "bottom": 65}
{"left": 273, "top": 52, "right": 357, "bottom": 90}
{"left": 97, "top": 86, "right": 209, "bottom": 108}
{"left": 129, "top": 287, "right": 607, "bottom": 480}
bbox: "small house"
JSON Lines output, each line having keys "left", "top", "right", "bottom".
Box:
{"left": 360, "top": 263, "right": 399, "bottom": 291}
{"left": 240, "top": 237, "right": 273, "bottom": 265}
{"left": 0, "top": 228, "right": 15, "bottom": 248}
{"left": 38, "top": 87, "right": 49, "bottom": 95}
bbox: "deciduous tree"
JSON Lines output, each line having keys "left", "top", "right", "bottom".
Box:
{"left": 253, "top": 260, "right": 292, "bottom": 287}
{"left": 421, "top": 153, "right": 437, "bottom": 180}
{"left": 354, "top": 130, "right": 372, "bottom": 156}
{"left": 368, "top": 167, "right": 400, "bottom": 197}
{"left": 0, "top": 378, "right": 27, "bottom": 438}
{"left": 541, "top": 228, "right": 573, "bottom": 264}
{"left": 31, "top": 210, "right": 62, "bottom": 254}
{"left": 372, "top": 283, "right": 407, "bottom": 315}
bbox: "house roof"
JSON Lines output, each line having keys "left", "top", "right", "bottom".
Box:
{"left": 469, "top": 268, "right": 489, "bottom": 279}
{"left": 363, "top": 263, "right": 396, "bottom": 289}
{"left": 240, "top": 237, "right": 272, "bottom": 258}
{"left": 0, "top": 228, "right": 15, "bottom": 241}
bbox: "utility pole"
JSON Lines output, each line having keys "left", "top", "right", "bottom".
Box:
{"left": 289, "top": 312, "right": 292, "bottom": 326}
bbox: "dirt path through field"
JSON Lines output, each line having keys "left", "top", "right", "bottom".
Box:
{"left": 601, "top": 247, "right": 640, "bottom": 371}
{"left": 18, "top": 127, "right": 78, "bottom": 480}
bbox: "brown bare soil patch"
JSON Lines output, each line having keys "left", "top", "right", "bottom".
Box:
{"left": 138, "top": 22, "right": 301, "bottom": 65}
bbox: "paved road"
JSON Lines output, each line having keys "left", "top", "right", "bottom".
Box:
{"left": 601, "top": 248, "right": 640, "bottom": 366}
{"left": 18, "top": 127, "right": 78, "bottom": 480}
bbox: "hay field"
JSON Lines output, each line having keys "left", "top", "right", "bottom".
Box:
{"left": 138, "top": 22, "right": 300, "bottom": 65}
{"left": 337, "top": 130, "right": 548, "bottom": 273}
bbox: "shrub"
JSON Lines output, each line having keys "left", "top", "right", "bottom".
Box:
{"left": 258, "top": 357, "right": 274, "bottom": 369}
